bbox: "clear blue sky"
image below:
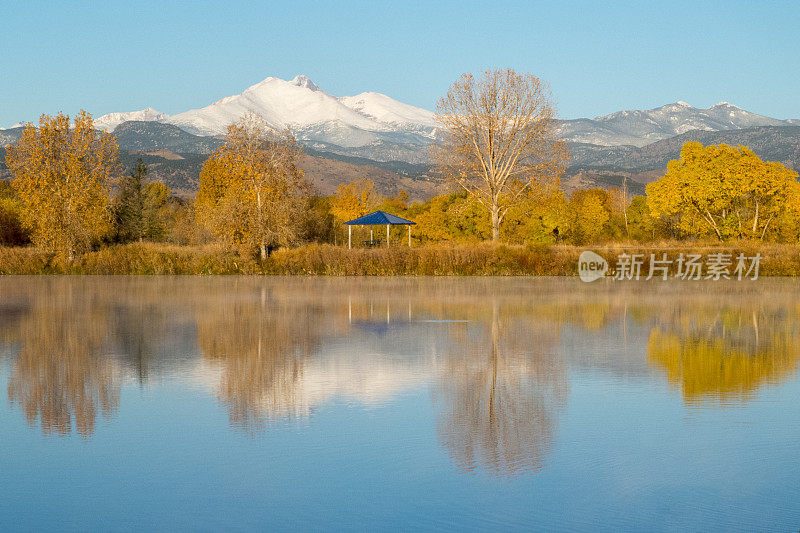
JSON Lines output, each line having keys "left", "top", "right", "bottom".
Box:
{"left": 2, "top": 0, "right": 799, "bottom": 127}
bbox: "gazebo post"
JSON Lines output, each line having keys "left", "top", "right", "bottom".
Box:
{"left": 386, "top": 224, "right": 390, "bottom": 247}
{"left": 408, "top": 225, "right": 411, "bottom": 247}
{"left": 348, "top": 225, "right": 351, "bottom": 249}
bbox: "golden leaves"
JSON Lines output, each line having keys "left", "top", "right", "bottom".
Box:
{"left": 329, "top": 178, "right": 380, "bottom": 224}
{"left": 196, "top": 113, "right": 307, "bottom": 258}
{"left": 5, "top": 111, "right": 118, "bottom": 258}
{"left": 646, "top": 141, "right": 800, "bottom": 240}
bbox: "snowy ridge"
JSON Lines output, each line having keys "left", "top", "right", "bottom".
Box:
{"left": 85, "top": 75, "right": 438, "bottom": 157}
{"left": 94, "top": 107, "right": 168, "bottom": 132}
{"left": 339, "top": 92, "right": 437, "bottom": 129}
{"left": 5, "top": 75, "right": 800, "bottom": 163}
{"left": 168, "top": 75, "right": 384, "bottom": 136}
{"left": 561, "top": 101, "right": 795, "bottom": 147}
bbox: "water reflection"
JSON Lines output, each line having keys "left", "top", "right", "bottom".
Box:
{"left": 196, "top": 284, "right": 324, "bottom": 430}
{"left": 6, "top": 278, "right": 119, "bottom": 437}
{"left": 2, "top": 277, "right": 800, "bottom": 479}
{"left": 434, "top": 301, "right": 568, "bottom": 476}
{"left": 646, "top": 304, "right": 800, "bottom": 403}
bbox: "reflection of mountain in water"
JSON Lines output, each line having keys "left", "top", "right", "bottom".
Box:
{"left": 193, "top": 283, "right": 453, "bottom": 428}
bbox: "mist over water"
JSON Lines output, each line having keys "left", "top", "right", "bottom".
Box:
{"left": 1, "top": 276, "right": 799, "bottom": 530}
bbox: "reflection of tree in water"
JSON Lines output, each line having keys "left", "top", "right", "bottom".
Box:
{"left": 6, "top": 279, "right": 119, "bottom": 437}
{"left": 434, "top": 302, "right": 568, "bottom": 477}
{"left": 647, "top": 305, "right": 800, "bottom": 402}
{"left": 196, "top": 284, "right": 323, "bottom": 431}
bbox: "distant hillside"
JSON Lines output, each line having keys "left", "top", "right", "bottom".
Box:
{"left": 1, "top": 146, "right": 440, "bottom": 200}
{"left": 5, "top": 121, "right": 799, "bottom": 199}
{"left": 0, "top": 127, "right": 24, "bottom": 147}
{"left": 0, "top": 121, "right": 439, "bottom": 199}
{"left": 569, "top": 126, "right": 800, "bottom": 178}
{"left": 114, "top": 121, "right": 223, "bottom": 154}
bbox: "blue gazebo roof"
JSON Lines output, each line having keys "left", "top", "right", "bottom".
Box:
{"left": 343, "top": 210, "right": 416, "bottom": 226}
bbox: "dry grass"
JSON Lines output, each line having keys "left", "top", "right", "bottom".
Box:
{"left": 1, "top": 241, "right": 799, "bottom": 276}
{"left": 0, "top": 243, "right": 258, "bottom": 275}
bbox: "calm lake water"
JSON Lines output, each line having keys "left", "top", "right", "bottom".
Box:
{"left": 1, "top": 276, "right": 799, "bottom": 531}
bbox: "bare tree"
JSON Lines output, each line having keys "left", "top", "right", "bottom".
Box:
{"left": 433, "top": 69, "right": 568, "bottom": 241}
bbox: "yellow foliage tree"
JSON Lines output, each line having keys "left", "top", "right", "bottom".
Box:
{"left": 568, "top": 188, "right": 611, "bottom": 243}
{"left": 196, "top": 113, "right": 307, "bottom": 259}
{"left": 329, "top": 178, "right": 382, "bottom": 243}
{"left": 329, "top": 178, "right": 381, "bottom": 223}
{"left": 5, "top": 111, "right": 118, "bottom": 259}
{"left": 647, "top": 141, "right": 800, "bottom": 240}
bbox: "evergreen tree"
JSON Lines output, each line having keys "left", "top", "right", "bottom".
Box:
{"left": 115, "top": 159, "right": 148, "bottom": 242}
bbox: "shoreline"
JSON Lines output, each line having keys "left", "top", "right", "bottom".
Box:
{"left": 1, "top": 242, "right": 798, "bottom": 276}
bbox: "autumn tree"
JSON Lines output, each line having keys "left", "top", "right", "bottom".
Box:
{"left": 433, "top": 69, "right": 568, "bottom": 241}
{"left": 329, "top": 178, "right": 381, "bottom": 223}
{"left": 196, "top": 113, "right": 307, "bottom": 259}
{"left": 5, "top": 111, "right": 118, "bottom": 259}
{"left": 647, "top": 142, "right": 800, "bottom": 240}
{"left": 328, "top": 178, "right": 382, "bottom": 243}
{"left": 502, "top": 186, "right": 569, "bottom": 243}
{"left": 410, "top": 193, "right": 490, "bottom": 243}
{"left": 626, "top": 195, "right": 656, "bottom": 241}
{"left": 0, "top": 181, "right": 29, "bottom": 245}
{"left": 568, "top": 188, "right": 612, "bottom": 244}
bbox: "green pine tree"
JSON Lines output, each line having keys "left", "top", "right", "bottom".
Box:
{"left": 115, "top": 159, "right": 148, "bottom": 243}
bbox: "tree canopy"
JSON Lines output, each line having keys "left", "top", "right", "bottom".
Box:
{"left": 196, "top": 113, "right": 307, "bottom": 258}
{"left": 647, "top": 142, "right": 800, "bottom": 240}
{"left": 5, "top": 111, "right": 118, "bottom": 259}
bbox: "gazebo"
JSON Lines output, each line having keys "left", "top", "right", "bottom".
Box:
{"left": 343, "top": 210, "right": 416, "bottom": 249}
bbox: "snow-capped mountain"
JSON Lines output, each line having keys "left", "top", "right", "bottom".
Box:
{"left": 339, "top": 91, "right": 437, "bottom": 130}
{"left": 559, "top": 101, "right": 800, "bottom": 147}
{"left": 94, "top": 107, "right": 168, "bottom": 132}
{"left": 85, "top": 75, "right": 437, "bottom": 162}
{"left": 5, "top": 75, "right": 800, "bottom": 164}
{"left": 92, "top": 75, "right": 436, "bottom": 151}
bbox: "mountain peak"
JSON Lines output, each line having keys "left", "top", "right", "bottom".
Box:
{"left": 675, "top": 101, "right": 692, "bottom": 107}
{"left": 93, "top": 107, "right": 167, "bottom": 132}
{"left": 291, "top": 75, "right": 319, "bottom": 91}
{"left": 711, "top": 101, "right": 740, "bottom": 109}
